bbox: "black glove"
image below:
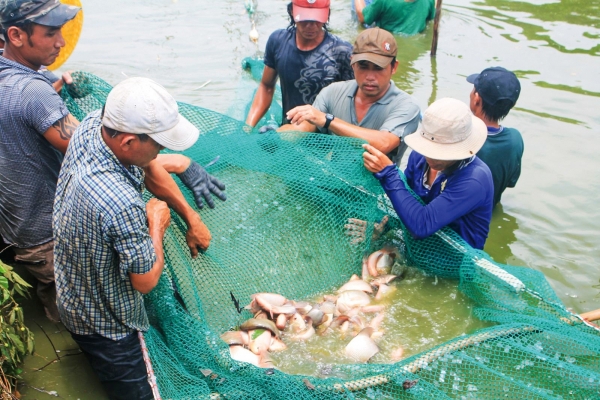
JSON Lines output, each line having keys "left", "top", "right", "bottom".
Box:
{"left": 177, "top": 161, "right": 226, "bottom": 209}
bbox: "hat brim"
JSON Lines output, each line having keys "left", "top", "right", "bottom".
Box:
{"left": 33, "top": 4, "right": 80, "bottom": 27}
{"left": 404, "top": 115, "right": 487, "bottom": 161}
{"left": 148, "top": 114, "right": 200, "bottom": 152}
{"left": 292, "top": 5, "right": 329, "bottom": 23}
{"left": 351, "top": 53, "right": 393, "bottom": 68}
{"left": 466, "top": 73, "right": 479, "bottom": 84}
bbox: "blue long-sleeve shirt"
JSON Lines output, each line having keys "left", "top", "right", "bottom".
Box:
{"left": 374, "top": 152, "right": 494, "bottom": 249}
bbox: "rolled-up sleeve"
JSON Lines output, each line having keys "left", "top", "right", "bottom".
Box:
{"left": 379, "top": 101, "right": 420, "bottom": 140}
{"left": 22, "top": 78, "right": 69, "bottom": 135}
{"left": 107, "top": 205, "right": 156, "bottom": 280}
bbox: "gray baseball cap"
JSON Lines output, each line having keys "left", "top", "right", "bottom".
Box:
{"left": 0, "top": 0, "right": 80, "bottom": 29}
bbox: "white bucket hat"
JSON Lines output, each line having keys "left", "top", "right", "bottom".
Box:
{"left": 102, "top": 77, "right": 199, "bottom": 151}
{"left": 404, "top": 98, "right": 487, "bottom": 161}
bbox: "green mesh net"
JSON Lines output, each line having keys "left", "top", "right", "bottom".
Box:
{"left": 62, "top": 71, "right": 600, "bottom": 399}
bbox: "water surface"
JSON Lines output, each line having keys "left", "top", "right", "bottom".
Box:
{"left": 19, "top": 0, "right": 600, "bottom": 397}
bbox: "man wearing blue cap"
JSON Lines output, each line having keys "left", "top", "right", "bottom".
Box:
{"left": 0, "top": 0, "right": 225, "bottom": 324}
{"left": 467, "top": 67, "right": 524, "bottom": 206}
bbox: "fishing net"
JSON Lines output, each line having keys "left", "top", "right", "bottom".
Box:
{"left": 61, "top": 70, "right": 600, "bottom": 399}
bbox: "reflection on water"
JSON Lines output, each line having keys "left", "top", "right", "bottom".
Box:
{"left": 271, "top": 268, "right": 491, "bottom": 377}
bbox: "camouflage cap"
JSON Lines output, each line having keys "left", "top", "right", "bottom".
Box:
{"left": 0, "top": 0, "right": 80, "bottom": 29}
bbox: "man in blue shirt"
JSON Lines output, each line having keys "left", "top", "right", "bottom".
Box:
{"left": 363, "top": 98, "right": 494, "bottom": 249}
{"left": 0, "top": 0, "right": 224, "bottom": 322}
{"left": 245, "top": 0, "right": 354, "bottom": 128}
{"left": 467, "top": 66, "right": 524, "bottom": 206}
{"left": 54, "top": 77, "right": 199, "bottom": 399}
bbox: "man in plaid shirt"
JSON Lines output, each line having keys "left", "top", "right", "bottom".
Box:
{"left": 54, "top": 77, "right": 201, "bottom": 399}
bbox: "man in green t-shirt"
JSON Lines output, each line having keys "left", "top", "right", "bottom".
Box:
{"left": 354, "top": 0, "right": 435, "bottom": 36}
{"left": 467, "top": 67, "right": 524, "bottom": 206}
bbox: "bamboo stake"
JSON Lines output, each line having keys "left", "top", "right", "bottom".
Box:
{"left": 430, "top": 0, "right": 443, "bottom": 57}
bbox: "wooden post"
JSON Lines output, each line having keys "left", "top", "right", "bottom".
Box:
{"left": 430, "top": 0, "right": 443, "bottom": 57}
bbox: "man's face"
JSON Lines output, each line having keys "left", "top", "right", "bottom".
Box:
{"left": 130, "top": 136, "right": 164, "bottom": 168}
{"left": 424, "top": 157, "right": 458, "bottom": 172}
{"left": 352, "top": 60, "right": 397, "bottom": 99}
{"left": 16, "top": 23, "right": 65, "bottom": 66}
{"left": 296, "top": 20, "right": 324, "bottom": 41}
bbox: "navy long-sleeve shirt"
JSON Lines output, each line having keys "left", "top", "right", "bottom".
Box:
{"left": 374, "top": 152, "right": 494, "bottom": 249}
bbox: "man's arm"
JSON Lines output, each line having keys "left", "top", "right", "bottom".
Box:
{"left": 354, "top": 0, "right": 367, "bottom": 24}
{"left": 364, "top": 145, "right": 486, "bottom": 240}
{"left": 143, "top": 160, "right": 211, "bottom": 257}
{"left": 285, "top": 105, "right": 400, "bottom": 154}
{"left": 245, "top": 65, "right": 278, "bottom": 127}
{"left": 129, "top": 199, "right": 170, "bottom": 294}
{"left": 155, "top": 154, "right": 190, "bottom": 174}
{"left": 43, "top": 114, "right": 80, "bottom": 154}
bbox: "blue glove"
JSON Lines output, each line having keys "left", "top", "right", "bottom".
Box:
{"left": 258, "top": 124, "right": 278, "bottom": 134}
{"left": 177, "top": 161, "right": 226, "bottom": 209}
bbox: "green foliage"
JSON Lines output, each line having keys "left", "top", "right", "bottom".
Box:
{"left": 0, "top": 260, "right": 35, "bottom": 396}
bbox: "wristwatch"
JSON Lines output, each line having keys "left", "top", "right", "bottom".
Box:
{"left": 323, "top": 113, "right": 335, "bottom": 130}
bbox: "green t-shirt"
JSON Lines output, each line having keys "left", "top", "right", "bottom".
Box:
{"left": 476, "top": 126, "right": 524, "bottom": 206}
{"left": 363, "top": 0, "right": 436, "bottom": 36}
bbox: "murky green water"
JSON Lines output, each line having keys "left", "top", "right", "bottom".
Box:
{"left": 270, "top": 267, "right": 491, "bottom": 377}
{"left": 18, "top": 0, "right": 600, "bottom": 398}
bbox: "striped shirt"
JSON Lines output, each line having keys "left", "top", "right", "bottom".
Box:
{"left": 53, "top": 110, "right": 156, "bottom": 340}
{"left": 0, "top": 52, "right": 69, "bottom": 248}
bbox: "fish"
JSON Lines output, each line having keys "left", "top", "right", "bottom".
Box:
{"left": 336, "top": 290, "right": 371, "bottom": 314}
{"left": 293, "top": 301, "right": 312, "bottom": 315}
{"left": 229, "top": 345, "right": 260, "bottom": 366}
{"left": 220, "top": 331, "right": 249, "bottom": 346}
{"left": 292, "top": 318, "right": 315, "bottom": 341}
{"left": 337, "top": 279, "right": 373, "bottom": 294}
{"left": 269, "top": 337, "right": 287, "bottom": 352}
{"left": 275, "top": 313, "right": 287, "bottom": 330}
{"left": 370, "top": 275, "right": 398, "bottom": 287}
{"left": 345, "top": 327, "right": 379, "bottom": 362}
{"left": 248, "top": 329, "right": 272, "bottom": 355}
{"left": 253, "top": 293, "right": 287, "bottom": 319}
{"left": 240, "top": 318, "right": 281, "bottom": 339}
{"left": 366, "top": 249, "right": 397, "bottom": 277}
{"left": 289, "top": 313, "right": 306, "bottom": 333}
{"left": 375, "top": 284, "right": 396, "bottom": 301}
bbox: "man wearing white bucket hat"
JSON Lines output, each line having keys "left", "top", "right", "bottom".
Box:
{"left": 53, "top": 77, "right": 205, "bottom": 399}
{"left": 363, "top": 98, "right": 494, "bottom": 249}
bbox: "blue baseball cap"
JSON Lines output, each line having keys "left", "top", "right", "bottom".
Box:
{"left": 0, "top": 0, "right": 80, "bottom": 29}
{"left": 467, "top": 67, "right": 521, "bottom": 106}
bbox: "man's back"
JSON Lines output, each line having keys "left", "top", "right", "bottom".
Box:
{"left": 0, "top": 54, "right": 69, "bottom": 248}
{"left": 477, "top": 126, "right": 524, "bottom": 205}
{"left": 363, "top": 0, "right": 435, "bottom": 36}
{"left": 404, "top": 152, "right": 494, "bottom": 249}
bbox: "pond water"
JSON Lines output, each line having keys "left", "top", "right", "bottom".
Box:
{"left": 270, "top": 267, "right": 492, "bottom": 377}
{"left": 18, "top": 0, "right": 600, "bottom": 398}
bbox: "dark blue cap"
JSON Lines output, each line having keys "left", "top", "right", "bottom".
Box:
{"left": 0, "top": 0, "right": 80, "bottom": 29}
{"left": 467, "top": 67, "right": 521, "bottom": 106}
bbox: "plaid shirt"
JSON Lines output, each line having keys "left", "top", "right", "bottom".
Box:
{"left": 53, "top": 110, "right": 156, "bottom": 340}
